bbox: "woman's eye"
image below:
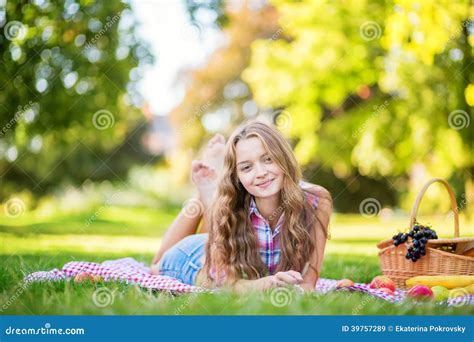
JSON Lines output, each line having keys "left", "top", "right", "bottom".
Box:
{"left": 264, "top": 157, "right": 272, "bottom": 163}
{"left": 241, "top": 165, "right": 251, "bottom": 171}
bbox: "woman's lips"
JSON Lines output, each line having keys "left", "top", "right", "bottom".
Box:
{"left": 256, "top": 178, "right": 274, "bottom": 189}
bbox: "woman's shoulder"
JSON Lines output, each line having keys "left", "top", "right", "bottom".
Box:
{"left": 300, "top": 181, "right": 332, "bottom": 210}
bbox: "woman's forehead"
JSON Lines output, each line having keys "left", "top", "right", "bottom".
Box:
{"left": 235, "top": 137, "right": 267, "bottom": 162}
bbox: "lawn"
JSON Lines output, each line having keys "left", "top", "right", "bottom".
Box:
{"left": 1, "top": 207, "right": 473, "bottom": 315}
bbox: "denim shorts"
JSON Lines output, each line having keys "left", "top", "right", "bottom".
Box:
{"left": 157, "top": 233, "right": 208, "bottom": 285}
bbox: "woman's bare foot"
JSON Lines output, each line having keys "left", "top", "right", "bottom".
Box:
{"left": 191, "top": 134, "right": 226, "bottom": 209}
{"left": 203, "top": 133, "right": 226, "bottom": 172}
{"left": 191, "top": 160, "right": 218, "bottom": 209}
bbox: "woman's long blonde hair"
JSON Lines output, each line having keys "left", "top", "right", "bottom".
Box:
{"left": 204, "top": 120, "right": 324, "bottom": 283}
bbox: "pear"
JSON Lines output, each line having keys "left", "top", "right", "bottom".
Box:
{"left": 431, "top": 286, "right": 449, "bottom": 302}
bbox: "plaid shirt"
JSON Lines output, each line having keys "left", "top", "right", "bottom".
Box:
{"left": 249, "top": 189, "right": 319, "bottom": 275}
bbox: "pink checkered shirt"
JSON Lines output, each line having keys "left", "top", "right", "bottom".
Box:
{"left": 249, "top": 189, "right": 319, "bottom": 275}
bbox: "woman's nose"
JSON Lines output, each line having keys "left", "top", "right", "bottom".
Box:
{"left": 255, "top": 162, "right": 268, "bottom": 177}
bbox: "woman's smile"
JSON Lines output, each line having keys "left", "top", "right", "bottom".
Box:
{"left": 256, "top": 178, "right": 275, "bottom": 189}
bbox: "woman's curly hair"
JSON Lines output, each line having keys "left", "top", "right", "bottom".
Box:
{"left": 204, "top": 121, "right": 325, "bottom": 284}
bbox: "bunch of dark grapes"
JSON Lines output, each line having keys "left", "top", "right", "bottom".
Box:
{"left": 391, "top": 223, "right": 438, "bottom": 262}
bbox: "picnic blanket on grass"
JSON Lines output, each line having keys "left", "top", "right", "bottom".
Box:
{"left": 24, "top": 257, "right": 473, "bottom": 307}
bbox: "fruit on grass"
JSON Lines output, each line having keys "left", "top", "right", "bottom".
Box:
{"left": 336, "top": 279, "right": 355, "bottom": 288}
{"left": 406, "top": 275, "right": 474, "bottom": 289}
{"left": 378, "top": 287, "right": 395, "bottom": 296}
{"left": 369, "top": 275, "right": 396, "bottom": 292}
{"left": 74, "top": 271, "right": 94, "bottom": 283}
{"left": 431, "top": 286, "right": 450, "bottom": 302}
{"left": 74, "top": 272, "right": 102, "bottom": 283}
{"left": 407, "top": 285, "right": 433, "bottom": 300}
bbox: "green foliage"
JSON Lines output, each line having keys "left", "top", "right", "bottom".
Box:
{"left": 0, "top": 0, "right": 153, "bottom": 198}
{"left": 1, "top": 252, "right": 473, "bottom": 315}
{"left": 244, "top": 0, "right": 473, "bottom": 211}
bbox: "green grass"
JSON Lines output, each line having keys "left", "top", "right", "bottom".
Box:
{"left": 1, "top": 207, "right": 473, "bottom": 315}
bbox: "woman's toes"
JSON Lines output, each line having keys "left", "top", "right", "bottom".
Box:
{"left": 215, "top": 133, "right": 225, "bottom": 145}
{"left": 191, "top": 160, "right": 216, "bottom": 184}
{"left": 208, "top": 133, "right": 225, "bottom": 147}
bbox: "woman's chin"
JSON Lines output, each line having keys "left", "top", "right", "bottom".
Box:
{"left": 253, "top": 185, "right": 281, "bottom": 198}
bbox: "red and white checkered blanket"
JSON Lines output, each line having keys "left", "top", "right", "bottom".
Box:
{"left": 24, "top": 257, "right": 473, "bottom": 307}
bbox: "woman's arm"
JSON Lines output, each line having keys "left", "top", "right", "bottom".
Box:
{"left": 299, "top": 185, "right": 333, "bottom": 292}
{"left": 233, "top": 272, "right": 304, "bottom": 293}
{"left": 202, "top": 271, "right": 304, "bottom": 293}
{"left": 151, "top": 194, "right": 204, "bottom": 265}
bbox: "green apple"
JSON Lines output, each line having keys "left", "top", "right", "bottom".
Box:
{"left": 431, "top": 286, "right": 449, "bottom": 302}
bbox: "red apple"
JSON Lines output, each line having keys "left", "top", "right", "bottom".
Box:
{"left": 407, "top": 285, "right": 434, "bottom": 301}
{"left": 378, "top": 287, "right": 395, "bottom": 296}
{"left": 74, "top": 271, "right": 94, "bottom": 283}
{"left": 369, "top": 275, "right": 396, "bottom": 292}
{"left": 336, "top": 279, "right": 355, "bottom": 288}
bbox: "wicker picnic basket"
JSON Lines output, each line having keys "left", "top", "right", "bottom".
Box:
{"left": 376, "top": 178, "right": 474, "bottom": 289}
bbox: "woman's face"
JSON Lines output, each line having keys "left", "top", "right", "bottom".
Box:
{"left": 235, "top": 137, "right": 284, "bottom": 198}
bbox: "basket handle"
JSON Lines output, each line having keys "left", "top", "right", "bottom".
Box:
{"left": 409, "top": 178, "right": 459, "bottom": 237}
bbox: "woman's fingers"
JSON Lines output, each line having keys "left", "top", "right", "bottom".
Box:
{"left": 275, "top": 271, "right": 301, "bottom": 284}
{"left": 285, "top": 270, "right": 304, "bottom": 282}
{"left": 269, "top": 278, "right": 287, "bottom": 288}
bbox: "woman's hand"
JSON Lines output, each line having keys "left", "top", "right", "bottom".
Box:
{"left": 151, "top": 251, "right": 161, "bottom": 266}
{"left": 250, "top": 270, "right": 304, "bottom": 291}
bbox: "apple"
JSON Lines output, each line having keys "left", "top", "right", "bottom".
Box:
{"left": 74, "top": 271, "right": 94, "bottom": 283}
{"left": 431, "top": 286, "right": 449, "bottom": 302}
{"left": 336, "top": 279, "right": 355, "bottom": 288}
{"left": 378, "top": 287, "right": 395, "bottom": 296}
{"left": 369, "top": 275, "right": 396, "bottom": 292}
{"left": 407, "top": 285, "right": 434, "bottom": 301}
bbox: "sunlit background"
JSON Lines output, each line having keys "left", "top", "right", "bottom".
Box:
{"left": 0, "top": 1, "right": 472, "bottom": 270}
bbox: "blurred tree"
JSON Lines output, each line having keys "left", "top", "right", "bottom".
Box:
{"left": 243, "top": 0, "right": 472, "bottom": 215}
{"left": 0, "top": 0, "right": 153, "bottom": 199}
{"left": 169, "top": 1, "right": 400, "bottom": 211}
{"left": 168, "top": 3, "right": 281, "bottom": 183}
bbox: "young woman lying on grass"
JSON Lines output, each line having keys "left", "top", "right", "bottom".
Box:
{"left": 151, "top": 121, "right": 332, "bottom": 292}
